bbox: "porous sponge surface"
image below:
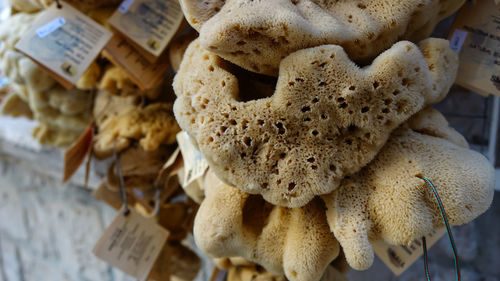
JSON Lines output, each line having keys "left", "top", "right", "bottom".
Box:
{"left": 194, "top": 170, "right": 340, "bottom": 281}
{"left": 174, "top": 38, "right": 457, "bottom": 207}
{"left": 180, "top": 0, "right": 464, "bottom": 75}
{"left": 322, "top": 108, "right": 495, "bottom": 270}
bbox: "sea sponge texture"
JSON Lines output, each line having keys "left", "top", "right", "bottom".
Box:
{"left": 93, "top": 101, "right": 180, "bottom": 158}
{"left": 8, "top": 0, "right": 121, "bottom": 13}
{"left": 322, "top": 108, "right": 495, "bottom": 271}
{"left": 194, "top": 170, "right": 340, "bottom": 281}
{"left": 174, "top": 38, "right": 457, "bottom": 207}
{"left": 180, "top": 0, "right": 464, "bottom": 75}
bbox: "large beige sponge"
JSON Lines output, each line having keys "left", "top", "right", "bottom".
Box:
{"left": 194, "top": 170, "right": 340, "bottom": 281}
{"left": 180, "top": 0, "right": 464, "bottom": 75}
{"left": 322, "top": 108, "right": 495, "bottom": 271}
{"left": 174, "top": 38, "right": 457, "bottom": 207}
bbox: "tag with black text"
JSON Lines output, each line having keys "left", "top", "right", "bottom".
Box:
{"left": 93, "top": 208, "right": 169, "bottom": 281}
{"left": 373, "top": 228, "right": 446, "bottom": 275}
{"left": 448, "top": 0, "right": 500, "bottom": 96}
{"left": 108, "top": 0, "right": 184, "bottom": 62}
{"left": 102, "top": 35, "right": 170, "bottom": 90}
{"left": 15, "top": 2, "right": 112, "bottom": 88}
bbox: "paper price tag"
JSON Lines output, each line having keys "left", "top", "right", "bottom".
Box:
{"left": 93, "top": 208, "right": 169, "bottom": 281}
{"left": 15, "top": 2, "right": 112, "bottom": 88}
{"left": 93, "top": 182, "right": 124, "bottom": 210}
{"left": 176, "top": 131, "right": 209, "bottom": 188}
{"left": 108, "top": 0, "right": 184, "bottom": 62}
{"left": 448, "top": 0, "right": 500, "bottom": 96}
{"left": 102, "top": 35, "right": 170, "bottom": 90}
{"left": 373, "top": 228, "right": 446, "bottom": 276}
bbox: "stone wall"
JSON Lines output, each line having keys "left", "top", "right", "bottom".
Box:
{"left": 0, "top": 154, "right": 136, "bottom": 281}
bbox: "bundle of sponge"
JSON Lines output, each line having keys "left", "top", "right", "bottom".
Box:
{"left": 171, "top": 1, "right": 495, "bottom": 281}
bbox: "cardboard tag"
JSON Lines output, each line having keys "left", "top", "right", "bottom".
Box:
{"left": 154, "top": 147, "right": 183, "bottom": 203}
{"left": 102, "top": 35, "right": 170, "bottom": 90}
{"left": 93, "top": 182, "right": 124, "bottom": 210}
{"left": 108, "top": 0, "right": 184, "bottom": 62}
{"left": 373, "top": 228, "right": 446, "bottom": 276}
{"left": 176, "top": 131, "right": 209, "bottom": 188}
{"left": 63, "top": 122, "right": 94, "bottom": 183}
{"left": 15, "top": 2, "right": 112, "bottom": 88}
{"left": 93, "top": 208, "right": 169, "bottom": 281}
{"left": 448, "top": 0, "right": 500, "bottom": 96}
{"left": 146, "top": 243, "right": 172, "bottom": 281}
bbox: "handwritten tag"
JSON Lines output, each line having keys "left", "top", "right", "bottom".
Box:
{"left": 449, "top": 29, "right": 468, "bottom": 53}
{"left": 102, "top": 35, "right": 170, "bottom": 90}
{"left": 448, "top": 0, "right": 500, "bottom": 96}
{"left": 93, "top": 208, "right": 169, "bottom": 281}
{"left": 373, "top": 228, "right": 446, "bottom": 276}
{"left": 36, "top": 16, "right": 66, "bottom": 38}
{"left": 63, "top": 122, "right": 94, "bottom": 183}
{"left": 15, "top": 2, "right": 112, "bottom": 88}
{"left": 176, "top": 132, "right": 209, "bottom": 188}
{"left": 119, "top": 0, "right": 136, "bottom": 13}
{"left": 108, "top": 0, "right": 184, "bottom": 62}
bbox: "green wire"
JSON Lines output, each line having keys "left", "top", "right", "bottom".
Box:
{"left": 420, "top": 177, "right": 461, "bottom": 281}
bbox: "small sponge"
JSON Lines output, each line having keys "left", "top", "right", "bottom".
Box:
{"left": 180, "top": 0, "right": 464, "bottom": 75}
{"left": 98, "top": 65, "right": 161, "bottom": 99}
{"left": 322, "top": 108, "right": 495, "bottom": 270}
{"left": 174, "top": 38, "right": 457, "bottom": 207}
{"left": 8, "top": 0, "right": 121, "bottom": 13}
{"left": 194, "top": 170, "right": 339, "bottom": 281}
{"left": 93, "top": 101, "right": 180, "bottom": 159}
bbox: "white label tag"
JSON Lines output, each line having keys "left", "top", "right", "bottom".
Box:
{"left": 36, "top": 16, "right": 66, "bottom": 38}
{"left": 15, "top": 1, "right": 112, "bottom": 87}
{"left": 108, "top": 0, "right": 184, "bottom": 60}
{"left": 119, "top": 0, "right": 135, "bottom": 13}
{"left": 449, "top": 0, "right": 500, "bottom": 96}
{"left": 373, "top": 228, "right": 446, "bottom": 276}
{"left": 176, "top": 132, "right": 209, "bottom": 187}
{"left": 93, "top": 208, "right": 169, "bottom": 281}
{"left": 449, "top": 29, "right": 468, "bottom": 52}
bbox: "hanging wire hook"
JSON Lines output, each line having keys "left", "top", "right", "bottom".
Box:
{"left": 113, "top": 139, "right": 129, "bottom": 216}
{"left": 420, "top": 177, "right": 461, "bottom": 281}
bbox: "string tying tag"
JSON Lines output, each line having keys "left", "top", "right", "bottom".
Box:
{"left": 420, "top": 177, "right": 461, "bottom": 281}
{"left": 113, "top": 139, "right": 129, "bottom": 216}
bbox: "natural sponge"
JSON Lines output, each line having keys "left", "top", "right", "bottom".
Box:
{"left": 93, "top": 102, "right": 180, "bottom": 159}
{"left": 8, "top": 0, "right": 121, "bottom": 13}
{"left": 98, "top": 65, "right": 161, "bottom": 99}
{"left": 180, "top": 0, "right": 464, "bottom": 75}
{"left": 322, "top": 108, "right": 495, "bottom": 270}
{"left": 174, "top": 38, "right": 457, "bottom": 207}
{"left": 193, "top": 170, "right": 340, "bottom": 281}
